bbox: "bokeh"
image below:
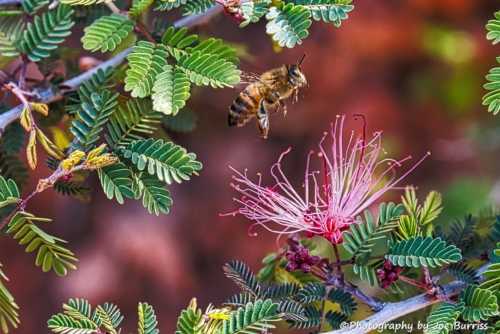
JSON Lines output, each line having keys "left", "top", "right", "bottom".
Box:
{"left": 2, "top": 0, "right": 500, "bottom": 332}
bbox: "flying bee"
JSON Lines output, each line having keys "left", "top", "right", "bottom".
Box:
{"left": 228, "top": 54, "right": 308, "bottom": 139}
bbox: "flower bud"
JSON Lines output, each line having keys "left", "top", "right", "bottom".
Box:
{"left": 387, "top": 272, "right": 398, "bottom": 282}
{"left": 380, "top": 279, "right": 391, "bottom": 289}
{"left": 393, "top": 266, "right": 403, "bottom": 274}
{"left": 286, "top": 252, "right": 295, "bottom": 261}
{"left": 285, "top": 262, "right": 299, "bottom": 272}
{"left": 383, "top": 260, "right": 393, "bottom": 271}
{"left": 307, "top": 255, "right": 320, "bottom": 266}
{"left": 300, "top": 263, "right": 311, "bottom": 274}
{"left": 376, "top": 269, "right": 386, "bottom": 279}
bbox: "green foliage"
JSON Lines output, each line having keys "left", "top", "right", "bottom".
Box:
{"left": 96, "top": 303, "right": 123, "bottom": 333}
{"left": 129, "top": 0, "right": 155, "bottom": 18}
{"left": 61, "top": 0, "right": 108, "bottom": 5}
{"left": 6, "top": 212, "right": 77, "bottom": 275}
{"left": 19, "top": 5, "right": 74, "bottom": 62}
{"left": 296, "top": 282, "right": 325, "bottom": 303}
{"left": 47, "top": 314, "right": 98, "bottom": 334}
{"left": 343, "top": 202, "right": 403, "bottom": 259}
{"left": 53, "top": 181, "right": 92, "bottom": 202}
{"left": 62, "top": 298, "right": 100, "bottom": 326}
{"left": 97, "top": 162, "right": 134, "bottom": 204}
{"left": 397, "top": 189, "right": 443, "bottom": 239}
{"left": 176, "top": 49, "right": 240, "bottom": 88}
{"left": 261, "top": 282, "right": 300, "bottom": 300}
{"left": 484, "top": 12, "right": 500, "bottom": 114}
{"left": 81, "top": 13, "right": 135, "bottom": 52}
{"left": 424, "top": 302, "right": 464, "bottom": 334}
{"left": 446, "top": 262, "right": 479, "bottom": 284}
{"left": 386, "top": 236, "right": 462, "bottom": 267}
{"left": 327, "top": 289, "right": 357, "bottom": 316}
{"left": 152, "top": 66, "right": 191, "bottom": 115}
{"left": 70, "top": 90, "right": 119, "bottom": 151}
{"left": 105, "top": 98, "right": 162, "bottom": 148}
{"left": 293, "top": 0, "right": 353, "bottom": 27}
{"left": 480, "top": 244, "right": 500, "bottom": 292}
{"left": 175, "top": 306, "right": 203, "bottom": 334}
{"left": 153, "top": 0, "right": 185, "bottom": 12}
{"left": 0, "top": 176, "right": 19, "bottom": 206}
{"left": 214, "top": 299, "right": 282, "bottom": 334}
{"left": 66, "top": 66, "right": 117, "bottom": 114}
{"left": 224, "top": 261, "right": 261, "bottom": 296}
{"left": 130, "top": 172, "right": 172, "bottom": 215}
{"left": 352, "top": 261, "right": 381, "bottom": 286}
{"left": 240, "top": 0, "right": 270, "bottom": 27}
{"left": 139, "top": 303, "right": 160, "bottom": 334}
{"left": 179, "top": 0, "right": 213, "bottom": 15}
{"left": 119, "top": 138, "right": 202, "bottom": 184}
{"left": 288, "top": 306, "right": 321, "bottom": 329}
{"left": 21, "top": 0, "right": 48, "bottom": 15}
{"left": 0, "top": 18, "right": 24, "bottom": 57}
{"left": 125, "top": 41, "right": 169, "bottom": 98}
{"left": 0, "top": 265, "right": 19, "bottom": 334}
{"left": 324, "top": 310, "right": 349, "bottom": 330}
{"left": 162, "top": 108, "right": 198, "bottom": 133}
{"left": 48, "top": 299, "right": 126, "bottom": 334}
{"left": 160, "top": 27, "right": 197, "bottom": 58}
{"left": 265, "top": 3, "right": 311, "bottom": 48}
{"left": 458, "top": 285, "right": 499, "bottom": 322}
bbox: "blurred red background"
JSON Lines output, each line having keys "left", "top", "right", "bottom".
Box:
{"left": 3, "top": 0, "right": 500, "bottom": 332}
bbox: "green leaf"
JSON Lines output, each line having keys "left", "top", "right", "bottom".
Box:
{"left": 424, "top": 302, "right": 464, "bottom": 334}
{"left": 47, "top": 314, "right": 97, "bottom": 334}
{"left": 19, "top": 5, "right": 74, "bottom": 62}
{"left": 96, "top": 303, "right": 123, "bottom": 332}
{"left": 120, "top": 138, "right": 202, "bottom": 184}
{"left": 239, "top": 0, "right": 270, "bottom": 27}
{"left": 105, "top": 98, "right": 162, "bottom": 149}
{"left": 386, "top": 236, "right": 462, "bottom": 267}
{"left": 131, "top": 172, "right": 172, "bottom": 215}
{"left": 175, "top": 307, "right": 203, "bottom": 334}
{"left": 343, "top": 203, "right": 402, "bottom": 257}
{"left": 81, "top": 13, "right": 135, "bottom": 52}
{"left": 458, "top": 285, "right": 499, "bottom": 322}
{"left": 292, "top": 0, "right": 353, "bottom": 27}
{"left": 266, "top": 3, "right": 312, "bottom": 48}
{"left": 420, "top": 191, "right": 443, "bottom": 225}
{"left": 70, "top": 90, "right": 119, "bottom": 151}
{"left": 152, "top": 66, "right": 191, "bottom": 115}
{"left": 296, "top": 282, "right": 325, "bottom": 303}
{"left": 97, "top": 163, "right": 133, "bottom": 204}
{"left": 223, "top": 261, "right": 261, "bottom": 296}
{"left": 219, "top": 300, "right": 281, "bottom": 334}
{"left": 138, "top": 303, "right": 159, "bottom": 334}
{"left": 179, "top": 0, "right": 213, "bottom": 15}
{"left": 124, "top": 41, "right": 169, "bottom": 98}
{"left": 0, "top": 17, "right": 24, "bottom": 58}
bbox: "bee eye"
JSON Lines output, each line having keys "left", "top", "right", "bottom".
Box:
{"left": 290, "top": 68, "right": 299, "bottom": 76}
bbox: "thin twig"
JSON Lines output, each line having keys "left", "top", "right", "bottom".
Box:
{"left": 327, "top": 263, "right": 490, "bottom": 334}
{"left": 0, "top": 5, "right": 223, "bottom": 135}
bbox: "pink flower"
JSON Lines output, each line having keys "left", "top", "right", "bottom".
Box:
{"left": 222, "top": 115, "right": 429, "bottom": 244}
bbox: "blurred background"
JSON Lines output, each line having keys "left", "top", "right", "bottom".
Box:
{"left": 2, "top": 0, "right": 500, "bottom": 332}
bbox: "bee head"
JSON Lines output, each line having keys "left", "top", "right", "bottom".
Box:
{"left": 287, "top": 56, "right": 307, "bottom": 88}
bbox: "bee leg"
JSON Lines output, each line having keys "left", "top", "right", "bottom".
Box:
{"left": 271, "top": 92, "right": 287, "bottom": 116}
{"left": 257, "top": 101, "right": 270, "bottom": 139}
{"left": 291, "top": 87, "right": 299, "bottom": 103}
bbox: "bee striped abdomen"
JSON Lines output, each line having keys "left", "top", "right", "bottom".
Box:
{"left": 228, "top": 84, "right": 263, "bottom": 127}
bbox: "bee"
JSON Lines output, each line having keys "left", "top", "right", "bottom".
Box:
{"left": 228, "top": 54, "right": 308, "bottom": 138}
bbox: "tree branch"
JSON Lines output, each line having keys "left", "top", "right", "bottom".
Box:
{"left": 328, "top": 263, "right": 489, "bottom": 334}
{"left": 0, "top": 5, "right": 223, "bottom": 134}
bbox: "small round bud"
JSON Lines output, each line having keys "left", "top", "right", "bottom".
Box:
{"left": 60, "top": 173, "right": 74, "bottom": 182}
{"left": 393, "top": 266, "right": 403, "bottom": 274}
{"left": 285, "top": 252, "right": 295, "bottom": 261}
{"left": 387, "top": 272, "right": 398, "bottom": 282}
{"left": 376, "top": 269, "right": 386, "bottom": 279}
{"left": 383, "top": 260, "right": 393, "bottom": 271}
{"left": 307, "top": 255, "right": 320, "bottom": 266}
{"left": 300, "top": 263, "right": 311, "bottom": 274}
{"left": 295, "top": 246, "right": 309, "bottom": 263}
{"left": 285, "top": 262, "right": 299, "bottom": 272}
{"left": 380, "top": 279, "right": 391, "bottom": 289}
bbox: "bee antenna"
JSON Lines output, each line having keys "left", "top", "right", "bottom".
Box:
{"left": 298, "top": 53, "right": 306, "bottom": 66}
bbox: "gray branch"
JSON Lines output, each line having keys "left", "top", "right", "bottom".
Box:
{"left": 0, "top": 5, "right": 222, "bottom": 134}
{"left": 327, "top": 263, "right": 489, "bottom": 334}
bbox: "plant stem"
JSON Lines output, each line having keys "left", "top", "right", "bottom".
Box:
{"left": 18, "top": 55, "right": 28, "bottom": 90}
{"left": 327, "top": 263, "right": 490, "bottom": 334}
{"left": 326, "top": 273, "right": 385, "bottom": 311}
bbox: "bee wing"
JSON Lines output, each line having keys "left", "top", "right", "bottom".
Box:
{"left": 234, "top": 71, "right": 262, "bottom": 92}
